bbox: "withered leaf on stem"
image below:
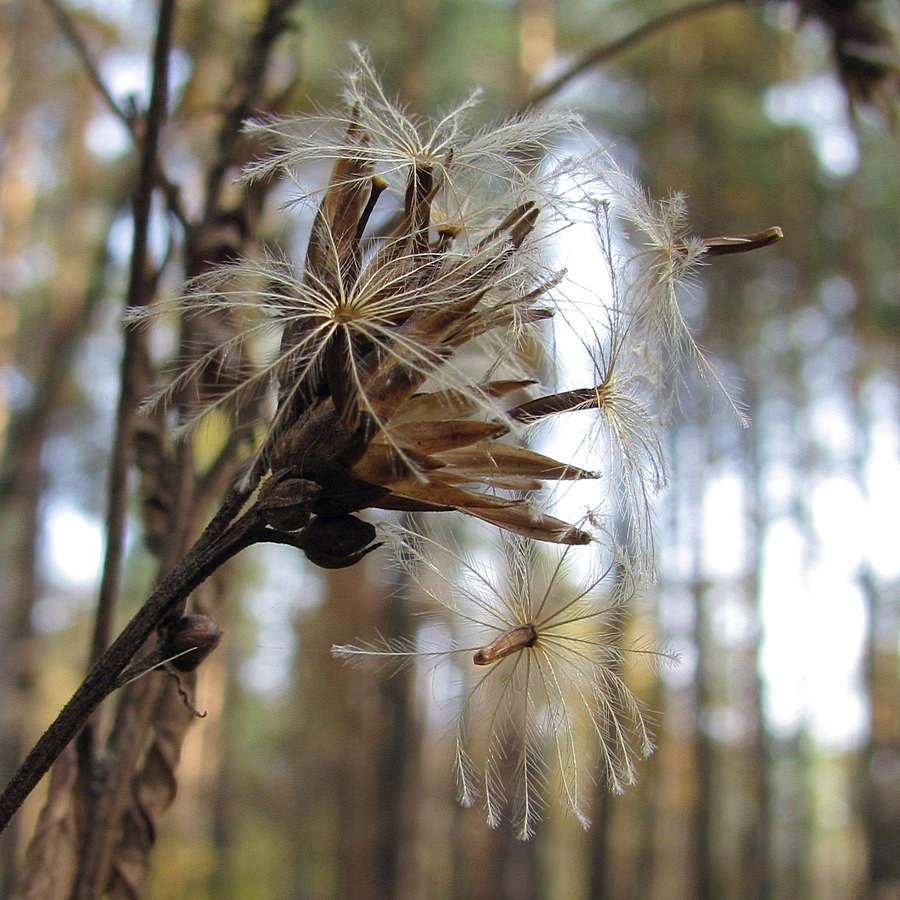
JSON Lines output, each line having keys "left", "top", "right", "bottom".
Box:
{"left": 12, "top": 744, "right": 79, "bottom": 900}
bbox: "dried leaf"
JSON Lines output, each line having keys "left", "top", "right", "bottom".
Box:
{"left": 398, "top": 380, "right": 536, "bottom": 422}
{"left": 463, "top": 504, "right": 592, "bottom": 544}
{"left": 12, "top": 744, "right": 79, "bottom": 900}
{"left": 372, "top": 419, "right": 508, "bottom": 453}
{"left": 435, "top": 444, "right": 596, "bottom": 481}
{"left": 106, "top": 676, "right": 197, "bottom": 899}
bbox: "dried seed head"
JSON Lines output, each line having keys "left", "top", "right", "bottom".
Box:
{"left": 128, "top": 47, "right": 778, "bottom": 557}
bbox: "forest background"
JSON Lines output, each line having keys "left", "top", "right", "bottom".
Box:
{"left": 0, "top": 0, "right": 897, "bottom": 898}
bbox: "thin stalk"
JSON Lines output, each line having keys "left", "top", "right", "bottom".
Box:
{"left": 525, "top": 0, "right": 746, "bottom": 108}
{"left": 74, "top": 0, "right": 177, "bottom": 808}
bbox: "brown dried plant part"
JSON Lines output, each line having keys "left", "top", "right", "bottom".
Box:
{"left": 690, "top": 226, "right": 784, "bottom": 258}
{"left": 103, "top": 672, "right": 200, "bottom": 899}
{"left": 12, "top": 745, "right": 79, "bottom": 900}
{"left": 130, "top": 57, "right": 787, "bottom": 560}
{"left": 472, "top": 623, "right": 539, "bottom": 665}
{"left": 250, "top": 158, "right": 606, "bottom": 544}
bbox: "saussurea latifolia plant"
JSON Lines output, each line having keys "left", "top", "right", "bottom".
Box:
{"left": 0, "top": 46, "right": 781, "bottom": 838}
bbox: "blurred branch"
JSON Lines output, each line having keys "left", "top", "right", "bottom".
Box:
{"left": 87, "top": 0, "right": 175, "bottom": 684}
{"left": 47, "top": 0, "right": 177, "bottom": 891}
{"left": 39, "top": 0, "right": 133, "bottom": 134}
{"left": 39, "top": 0, "right": 189, "bottom": 227}
{"left": 525, "top": 0, "right": 745, "bottom": 108}
{"left": 73, "top": 3, "right": 306, "bottom": 893}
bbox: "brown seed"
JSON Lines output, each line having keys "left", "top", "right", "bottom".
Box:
{"left": 473, "top": 623, "right": 538, "bottom": 665}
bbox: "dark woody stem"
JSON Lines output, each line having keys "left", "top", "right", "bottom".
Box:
{"left": 0, "top": 486, "right": 262, "bottom": 835}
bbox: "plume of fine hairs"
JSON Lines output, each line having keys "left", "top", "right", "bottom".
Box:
{"left": 509, "top": 200, "right": 667, "bottom": 577}
{"left": 585, "top": 205, "right": 668, "bottom": 572}
{"left": 333, "top": 525, "right": 677, "bottom": 839}
{"left": 598, "top": 164, "right": 751, "bottom": 427}
{"left": 242, "top": 45, "right": 584, "bottom": 217}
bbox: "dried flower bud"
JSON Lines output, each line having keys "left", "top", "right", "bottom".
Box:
{"left": 257, "top": 468, "right": 322, "bottom": 531}
{"left": 161, "top": 614, "right": 223, "bottom": 672}
{"left": 295, "top": 514, "right": 379, "bottom": 569}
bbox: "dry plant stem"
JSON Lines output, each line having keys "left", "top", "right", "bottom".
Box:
{"left": 73, "top": 425, "right": 198, "bottom": 898}
{"left": 73, "top": 475, "right": 196, "bottom": 898}
{"left": 76, "top": 0, "right": 176, "bottom": 816}
{"left": 0, "top": 485, "right": 259, "bottom": 836}
{"left": 88, "top": 0, "right": 174, "bottom": 681}
{"left": 525, "top": 0, "right": 745, "bottom": 107}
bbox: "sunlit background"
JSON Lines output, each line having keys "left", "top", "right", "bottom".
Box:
{"left": 1, "top": 1, "right": 898, "bottom": 898}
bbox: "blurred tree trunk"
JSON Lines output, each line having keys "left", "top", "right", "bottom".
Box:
{"left": 859, "top": 563, "right": 900, "bottom": 895}
{"left": 631, "top": 667, "right": 665, "bottom": 900}
{"left": 587, "top": 554, "right": 634, "bottom": 900}
{"left": 586, "top": 785, "right": 612, "bottom": 897}
{"left": 465, "top": 818, "right": 540, "bottom": 900}
{"left": 740, "top": 411, "right": 773, "bottom": 900}
{"left": 843, "top": 170, "right": 900, "bottom": 899}
{"left": 773, "top": 731, "right": 813, "bottom": 898}
{"left": 205, "top": 602, "right": 244, "bottom": 899}
{"left": 0, "top": 216, "right": 114, "bottom": 900}
{"left": 374, "top": 574, "right": 421, "bottom": 899}
{"left": 855, "top": 395, "right": 900, "bottom": 895}
{"left": 284, "top": 558, "right": 417, "bottom": 899}
{"left": 0, "top": 7, "right": 120, "bottom": 887}
{"left": 690, "top": 573, "right": 716, "bottom": 900}
{"left": 0, "top": 367, "right": 46, "bottom": 899}
{"left": 687, "top": 428, "right": 717, "bottom": 900}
